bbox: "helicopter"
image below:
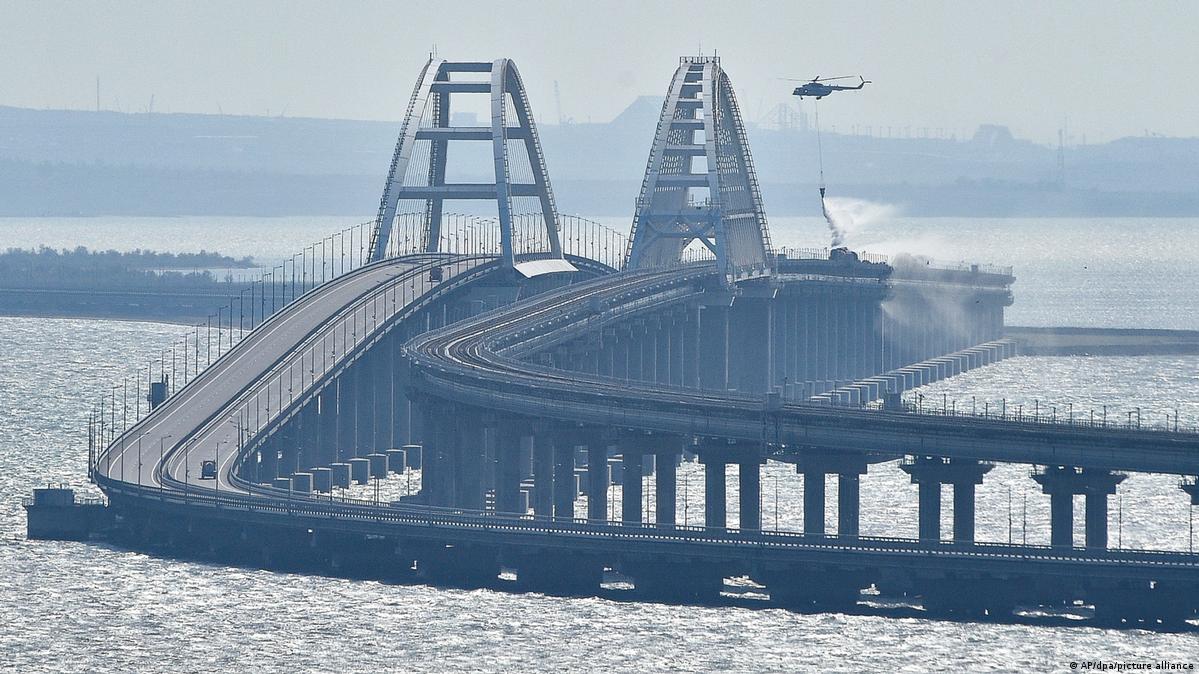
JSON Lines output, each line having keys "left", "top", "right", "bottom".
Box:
{"left": 788, "top": 75, "right": 871, "bottom": 100}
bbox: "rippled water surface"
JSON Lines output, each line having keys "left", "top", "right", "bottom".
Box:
{"left": 3, "top": 216, "right": 1199, "bottom": 671}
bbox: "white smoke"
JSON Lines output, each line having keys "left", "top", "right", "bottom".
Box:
{"left": 820, "top": 196, "right": 900, "bottom": 248}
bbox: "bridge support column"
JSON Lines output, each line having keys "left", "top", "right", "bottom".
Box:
{"left": 669, "top": 310, "right": 685, "bottom": 387}
{"left": 494, "top": 422, "right": 523, "bottom": 514}
{"left": 695, "top": 439, "right": 759, "bottom": 530}
{"left": 598, "top": 329, "right": 615, "bottom": 377}
{"left": 901, "top": 457, "right": 993, "bottom": 543}
{"left": 838, "top": 473, "right": 861, "bottom": 538}
{"left": 655, "top": 449, "right": 678, "bottom": 527}
{"left": 553, "top": 435, "right": 576, "bottom": 519}
{"left": 612, "top": 329, "right": 630, "bottom": 380}
{"left": 455, "top": 421, "right": 485, "bottom": 511}
{"left": 697, "top": 302, "right": 730, "bottom": 391}
{"left": 681, "top": 304, "right": 700, "bottom": 388}
{"left": 803, "top": 470, "right": 825, "bottom": 535}
{"left": 1033, "top": 466, "right": 1126, "bottom": 549}
{"left": 622, "top": 450, "right": 643, "bottom": 524}
{"left": 634, "top": 323, "right": 651, "bottom": 381}
{"left": 654, "top": 316, "right": 671, "bottom": 384}
{"left": 317, "top": 386, "right": 339, "bottom": 466}
{"left": 336, "top": 371, "right": 358, "bottom": 458}
{"left": 729, "top": 295, "right": 771, "bottom": 394}
{"left": 532, "top": 433, "right": 554, "bottom": 517}
{"left": 797, "top": 452, "right": 870, "bottom": 537}
{"left": 587, "top": 441, "right": 608, "bottom": 521}
{"left": 281, "top": 417, "right": 302, "bottom": 477}
{"left": 739, "top": 459, "right": 763, "bottom": 531}
{"left": 702, "top": 455, "right": 726, "bottom": 529}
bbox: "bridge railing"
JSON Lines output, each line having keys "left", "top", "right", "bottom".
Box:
{"left": 800, "top": 388, "right": 1199, "bottom": 436}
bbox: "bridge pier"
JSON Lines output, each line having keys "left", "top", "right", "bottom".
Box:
{"left": 680, "top": 305, "right": 700, "bottom": 388}
{"left": 739, "top": 459, "right": 763, "bottom": 531}
{"left": 1033, "top": 466, "right": 1126, "bottom": 549}
{"left": 796, "top": 452, "right": 870, "bottom": 537}
{"left": 901, "top": 457, "right": 992, "bottom": 543}
{"left": 552, "top": 433, "right": 577, "bottom": 519}
{"left": 455, "top": 422, "right": 486, "bottom": 511}
{"left": 587, "top": 439, "right": 609, "bottom": 521}
{"left": 700, "top": 453, "right": 726, "bottom": 529}
{"left": 655, "top": 447, "right": 679, "bottom": 527}
{"left": 532, "top": 432, "right": 554, "bottom": 517}
{"left": 494, "top": 422, "right": 524, "bottom": 514}
{"left": 611, "top": 328, "right": 630, "bottom": 380}
{"left": 336, "top": 371, "right": 358, "bottom": 458}
{"left": 729, "top": 294, "right": 772, "bottom": 393}
{"left": 622, "top": 449, "right": 643, "bottom": 524}
{"left": 697, "top": 300, "right": 730, "bottom": 391}
{"left": 696, "top": 439, "right": 761, "bottom": 530}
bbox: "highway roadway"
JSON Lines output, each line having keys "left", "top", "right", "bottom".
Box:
{"left": 405, "top": 263, "right": 1199, "bottom": 475}
{"left": 95, "top": 253, "right": 489, "bottom": 497}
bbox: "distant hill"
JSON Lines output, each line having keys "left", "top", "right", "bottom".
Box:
{"left": 1, "top": 104, "right": 1196, "bottom": 217}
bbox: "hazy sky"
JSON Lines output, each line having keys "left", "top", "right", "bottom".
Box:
{"left": 2, "top": 1, "right": 1196, "bottom": 143}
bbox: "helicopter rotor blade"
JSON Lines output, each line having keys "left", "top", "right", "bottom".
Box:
{"left": 815, "top": 75, "right": 857, "bottom": 82}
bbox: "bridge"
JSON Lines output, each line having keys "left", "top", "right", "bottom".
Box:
{"left": 73, "top": 56, "right": 1199, "bottom": 627}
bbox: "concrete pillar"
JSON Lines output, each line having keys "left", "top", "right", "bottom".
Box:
{"left": 622, "top": 451, "right": 643, "bottom": 524}
{"left": 637, "top": 321, "right": 657, "bottom": 381}
{"left": 598, "top": 330, "right": 615, "bottom": 377}
{"left": 456, "top": 422, "right": 485, "bottom": 511}
{"left": 553, "top": 436, "right": 576, "bottom": 519}
{"left": 681, "top": 305, "right": 700, "bottom": 388}
{"left": 315, "top": 387, "right": 337, "bottom": 465}
{"left": 628, "top": 323, "right": 647, "bottom": 381}
{"left": 698, "top": 303, "right": 730, "bottom": 391}
{"left": 1049, "top": 490, "right": 1073, "bottom": 547}
{"left": 730, "top": 296, "right": 771, "bottom": 393}
{"left": 655, "top": 450, "right": 677, "bottom": 527}
{"left": 587, "top": 442, "right": 608, "bottom": 521}
{"left": 1085, "top": 491, "right": 1110, "bottom": 550}
{"left": 1034, "top": 466, "right": 1125, "bottom": 549}
{"left": 838, "top": 473, "right": 861, "bottom": 538}
{"left": 654, "top": 317, "right": 671, "bottom": 384}
{"left": 495, "top": 425, "right": 522, "bottom": 514}
{"left": 953, "top": 481, "right": 978, "bottom": 542}
{"left": 354, "top": 359, "right": 375, "bottom": 453}
{"left": 917, "top": 480, "right": 942, "bottom": 541}
{"left": 532, "top": 435, "right": 554, "bottom": 517}
{"left": 703, "top": 456, "right": 726, "bottom": 529}
{"left": 669, "top": 312, "right": 685, "bottom": 387}
{"left": 902, "top": 457, "right": 992, "bottom": 543}
{"left": 771, "top": 296, "right": 789, "bottom": 390}
{"left": 335, "top": 371, "right": 357, "bottom": 458}
{"left": 803, "top": 470, "right": 826, "bottom": 535}
{"left": 739, "top": 460, "right": 762, "bottom": 531}
{"left": 612, "top": 331, "right": 630, "bottom": 380}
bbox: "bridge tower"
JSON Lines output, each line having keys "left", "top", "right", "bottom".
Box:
{"left": 625, "top": 56, "right": 773, "bottom": 282}
{"left": 368, "top": 57, "right": 565, "bottom": 271}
